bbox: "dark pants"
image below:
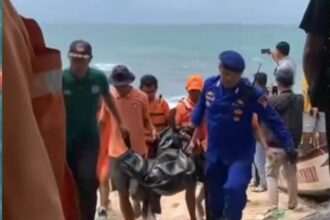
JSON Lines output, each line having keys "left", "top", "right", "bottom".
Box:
{"left": 67, "top": 139, "right": 99, "bottom": 220}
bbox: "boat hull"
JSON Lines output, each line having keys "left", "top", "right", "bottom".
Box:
{"left": 278, "top": 145, "right": 330, "bottom": 196}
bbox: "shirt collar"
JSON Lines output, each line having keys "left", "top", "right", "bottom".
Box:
{"left": 113, "top": 86, "right": 134, "bottom": 99}
{"left": 69, "top": 67, "right": 90, "bottom": 80}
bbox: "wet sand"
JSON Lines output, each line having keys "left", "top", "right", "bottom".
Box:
{"left": 100, "top": 184, "right": 327, "bottom": 220}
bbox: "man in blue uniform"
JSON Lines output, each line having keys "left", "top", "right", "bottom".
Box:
{"left": 190, "top": 50, "right": 296, "bottom": 220}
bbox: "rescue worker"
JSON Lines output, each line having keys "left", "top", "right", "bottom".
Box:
{"left": 140, "top": 74, "right": 170, "bottom": 133}
{"left": 4, "top": 0, "right": 79, "bottom": 219}
{"left": 139, "top": 74, "right": 170, "bottom": 218}
{"left": 175, "top": 74, "right": 206, "bottom": 220}
{"left": 106, "top": 65, "right": 157, "bottom": 220}
{"left": 190, "top": 50, "right": 296, "bottom": 220}
{"left": 140, "top": 74, "right": 170, "bottom": 156}
{"left": 63, "top": 40, "right": 126, "bottom": 220}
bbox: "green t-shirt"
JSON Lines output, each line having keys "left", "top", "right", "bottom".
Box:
{"left": 63, "top": 67, "right": 109, "bottom": 144}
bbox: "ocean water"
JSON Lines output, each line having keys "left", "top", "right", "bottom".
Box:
{"left": 40, "top": 23, "right": 306, "bottom": 105}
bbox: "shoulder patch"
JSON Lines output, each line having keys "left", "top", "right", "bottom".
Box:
{"left": 205, "top": 90, "right": 216, "bottom": 107}
{"left": 258, "top": 95, "right": 269, "bottom": 108}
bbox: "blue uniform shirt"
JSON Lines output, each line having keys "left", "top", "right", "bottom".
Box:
{"left": 192, "top": 75, "right": 294, "bottom": 164}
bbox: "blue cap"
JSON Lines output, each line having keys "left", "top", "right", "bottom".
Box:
{"left": 219, "top": 50, "right": 245, "bottom": 73}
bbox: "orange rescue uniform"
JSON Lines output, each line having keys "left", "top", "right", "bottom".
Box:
{"left": 3, "top": 0, "right": 79, "bottom": 219}
{"left": 100, "top": 87, "right": 153, "bottom": 159}
{"left": 148, "top": 97, "right": 170, "bottom": 132}
{"left": 175, "top": 98, "right": 208, "bottom": 151}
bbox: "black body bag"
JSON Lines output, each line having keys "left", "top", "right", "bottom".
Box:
{"left": 118, "top": 128, "right": 196, "bottom": 196}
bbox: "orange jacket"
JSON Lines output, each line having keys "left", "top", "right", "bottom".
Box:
{"left": 3, "top": 1, "right": 78, "bottom": 219}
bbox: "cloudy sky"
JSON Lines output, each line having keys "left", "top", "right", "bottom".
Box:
{"left": 13, "top": 0, "right": 310, "bottom": 24}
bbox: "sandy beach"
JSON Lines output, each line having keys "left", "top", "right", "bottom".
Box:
{"left": 98, "top": 183, "right": 328, "bottom": 220}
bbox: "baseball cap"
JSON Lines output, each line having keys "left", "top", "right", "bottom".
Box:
{"left": 109, "top": 65, "right": 135, "bottom": 86}
{"left": 186, "top": 74, "right": 204, "bottom": 91}
{"left": 68, "top": 40, "right": 92, "bottom": 59}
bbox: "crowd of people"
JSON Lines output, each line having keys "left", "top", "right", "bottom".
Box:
{"left": 4, "top": 0, "right": 329, "bottom": 220}
{"left": 61, "top": 37, "right": 327, "bottom": 220}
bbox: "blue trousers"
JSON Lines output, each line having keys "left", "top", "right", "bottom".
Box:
{"left": 206, "top": 159, "right": 252, "bottom": 220}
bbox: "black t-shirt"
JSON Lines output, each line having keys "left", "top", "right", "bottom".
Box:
{"left": 300, "top": 0, "right": 328, "bottom": 37}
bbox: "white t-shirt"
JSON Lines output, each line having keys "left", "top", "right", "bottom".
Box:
{"left": 277, "top": 56, "right": 296, "bottom": 74}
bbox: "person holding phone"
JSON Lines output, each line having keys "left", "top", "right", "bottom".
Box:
{"left": 266, "top": 42, "right": 297, "bottom": 79}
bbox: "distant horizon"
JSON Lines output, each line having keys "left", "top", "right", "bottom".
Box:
{"left": 39, "top": 21, "right": 301, "bottom": 27}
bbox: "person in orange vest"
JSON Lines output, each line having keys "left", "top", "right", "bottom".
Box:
{"left": 140, "top": 74, "right": 170, "bottom": 155}
{"left": 175, "top": 74, "right": 205, "bottom": 220}
{"left": 139, "top": 74, "right": 170, "bottom": 218}
{"left": 3, "top": 0, "right": 79, "bottom": 219}
{"left": 63, "top": 40, "right": 127, "bottom": 220}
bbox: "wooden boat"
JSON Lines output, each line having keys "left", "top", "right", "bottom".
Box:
{"left": 279, "top": 144, "right": 330, "bottom": 196}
